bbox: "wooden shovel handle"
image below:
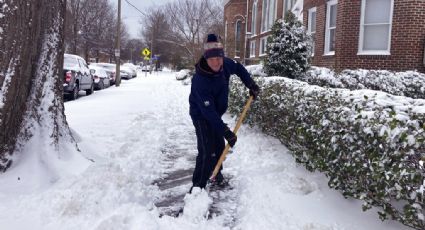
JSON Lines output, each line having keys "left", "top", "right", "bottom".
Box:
{"left": 210, "top": 95, "right": 254, "bottom": 180}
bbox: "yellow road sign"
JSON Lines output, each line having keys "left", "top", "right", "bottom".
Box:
{"left": 144, "top": 56, "right": 150, "bottom": 60}
{"left": 142, "top": 48, "right": 151, "bottom": 56}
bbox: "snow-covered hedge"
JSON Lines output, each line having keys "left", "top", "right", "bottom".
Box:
{"left": 302, "top": 67, "right": 425, "bottom": 99}
{"left": 247, "top": 66, "right": 425, "bottom": 99}
{"left": 229, "top": 76, "right": 425, "bottom": 229}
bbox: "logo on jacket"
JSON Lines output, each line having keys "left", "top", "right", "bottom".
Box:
{"left": 204, "top": 101, "right": 210, "bottom": 106}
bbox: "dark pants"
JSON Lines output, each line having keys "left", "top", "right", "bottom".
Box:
{"left": 192, "top": 119, "right": 225, "bottom": 188}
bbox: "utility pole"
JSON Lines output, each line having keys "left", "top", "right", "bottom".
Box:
{"left": 115, "top": 0, "right": 122, "bottom": 86}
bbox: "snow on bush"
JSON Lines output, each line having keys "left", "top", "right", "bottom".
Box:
{"left": 175, "top": 69, "right": 191, "bottom": 81}
{"left": 248, "top": 64, "right": 425, "bottom": 99}
{"left": 245, "top": 64, "right": 267, "bottom": 77}
{"left": 301, "top": 67, "right": 425, "bottom": 99}
{"left": 263, "top": 11, "right": 311, "bottom": 79}
{"left": 229, "top": 76, "right": 425, "bottom": 230}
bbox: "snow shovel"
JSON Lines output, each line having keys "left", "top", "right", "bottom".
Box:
{"left": 208, "top": 95, "right": 254, "bottom": 183}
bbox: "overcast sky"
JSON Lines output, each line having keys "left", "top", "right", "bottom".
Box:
{"left": 109, "top": 0, "right": 172, "bottom": 39}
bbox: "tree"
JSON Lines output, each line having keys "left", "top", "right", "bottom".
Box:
{"left": 264, "top": 11, "right": 311, "bottom": 79}
{"left": 164, "top": 0, "right": 223, "bottom": 66}
{"left": 140, "top": 7, "right": 176, "bottom": 66}
{"left": 0, "top": 0, "right": 81, "bottom": 172}
{"left": 64, "top": 0, "right": 128, "bottom": 63}
{"left": 121, "top": 38, "right": 145, "bottom": 64}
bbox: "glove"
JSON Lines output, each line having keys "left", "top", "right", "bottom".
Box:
{"left": 249, "top": 82, "right": 260, "bottom": 100}
{"left": 223, "top": 128, "right": 237, "bottom": 147}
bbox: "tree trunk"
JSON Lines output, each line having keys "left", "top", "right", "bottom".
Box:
{"left": 0, "top": 0, "right": 77, "bottom": 172}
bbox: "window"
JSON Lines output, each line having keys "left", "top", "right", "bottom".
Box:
{"left": 268, "top": 0, "right": 276, "bottom": 29}
{"left": 358, "top": 0, "right": 393, "bottom": 55}
{"left": 260, "top": 36, "right": 268, "bottom": 56}
{"left": 308, "top": 7, "right": 317, "bottom": 56}
{"left": 284, "top": 0, "right": 296, "bottom": 14}
{"left": 251, "top": 0, "right": 258, "bottom": 35}
{"left": 261, "top": 0, "right": 276, "bottom": 32}
{"left": 261, "top": 0, "right": 268, "bottom": 32}
{"left": 250, "top": 40, "right": 256, "bottom": 57}
{"left": 324, "top": 0, "right": 337, "bottom": 55}
{"left": 235, "top": 20, "right": 242, "bottom": 57}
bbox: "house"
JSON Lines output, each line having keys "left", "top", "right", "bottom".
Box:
{"left": 224, "top": 0, "right": 425, "bottom": 72}
{"left": 224, "top": 0, "right": 299, "bottom": 64}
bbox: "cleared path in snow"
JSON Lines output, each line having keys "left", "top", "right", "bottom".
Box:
{"left": 0, "top": 71, "right": 410, "bottom": 230}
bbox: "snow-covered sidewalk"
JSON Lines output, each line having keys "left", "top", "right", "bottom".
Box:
{"left": 0, "top": 71, "right": 409, "bottom": 229}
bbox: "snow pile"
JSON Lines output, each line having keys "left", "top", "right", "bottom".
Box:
{"left": 175, "top": 69, "right": 191, "bottom": 80}
{"left": 182, "top": 187, "right": 212, "bottom": 221}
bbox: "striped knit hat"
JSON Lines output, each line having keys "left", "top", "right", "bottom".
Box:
{"left": 203, "top": 34, "right": 224, "bottom": 59}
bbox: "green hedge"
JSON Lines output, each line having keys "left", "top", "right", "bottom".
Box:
{"left": 229, "top": 76, "right": 425, "bottom": 229}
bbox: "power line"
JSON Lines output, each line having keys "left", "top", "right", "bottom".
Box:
{"left": 124, "top": 0, "right": 146, "bottom": 16}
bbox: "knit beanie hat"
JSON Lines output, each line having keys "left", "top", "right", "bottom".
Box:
{"left": 203, "top": 34, "right": 224, "bottom": 59}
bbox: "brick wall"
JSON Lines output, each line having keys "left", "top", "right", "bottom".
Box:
{"left": 304, "top": 0, "right": 336, "bottom": 68}
{"left": 224, "top": 0, "right": 247, "bottom": 62}
{"left": 304, "top": 0, "right": 425, "bottom": 73}
{"left": 246, "top": 0, "right": 285, "bottom": 64}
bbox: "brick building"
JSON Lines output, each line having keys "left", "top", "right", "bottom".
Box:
{"left": 224, "top": 0, "right": 300, "bottom": 64}
{"left": 224, "top": 0, "right": 425, "bottom": 72}
{"left": 304, "top": 0, "right": 425, "bottom": 72}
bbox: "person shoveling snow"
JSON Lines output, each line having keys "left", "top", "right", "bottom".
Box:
{"left": 188, "top": 33, "right": 260, "bottom": 191}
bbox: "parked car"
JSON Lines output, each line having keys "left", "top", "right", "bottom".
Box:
{"left": 63, "top": 54, "right": 94, "bottom": 100}
{"left": 90, "top": 62, "right": 116, "bottom": 85}
{"left": 123, "top": 63, "right": 138, "bottom": 78}
{"left": 119, "top": 70, "right": 131, "bottom": 80}
{"left": 141, "top": 65, "right": 149, "bottom": 72}
{"left": 120, "top": 65, "right": 134, "bottom": 79}
{"left": 89, "top": 65, "right": 111, "bottom": 90}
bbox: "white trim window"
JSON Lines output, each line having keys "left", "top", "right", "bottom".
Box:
{"left": 324, "top": 0, "right": 337, "bottom": 55}
{"left": 261, "top": 0, "right": 276, "bottom": 33}
{"left": 235, "top": 20, "right": 243, "bottom": 58}
{"left": 250, "top": 40, "right": 256, "bottom": 57}
{"left": 358, "top": 0, "right": 394, "bottom": 55}
{"left": 251, "top": 0, "right": 258, "bottom": 35}
{"left": 284, "top": 0, "right": 296, "bottom": 15}
{"left": 259, "top": 36, "right": 268, "bottom": 56}
{"left": 268, "top": 0, "right": 276, "bottom": 30}
{"left": 308, "top": 7, "right": 317, "bottom": 56}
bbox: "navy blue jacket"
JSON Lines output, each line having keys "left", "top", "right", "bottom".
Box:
{"left": 189, "top": 57, "right": 256, "bottom": 136}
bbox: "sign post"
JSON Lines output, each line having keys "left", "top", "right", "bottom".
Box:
{"left": 142, "top": 48, "right": 151, "bottom": 76}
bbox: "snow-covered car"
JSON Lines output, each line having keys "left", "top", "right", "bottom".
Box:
{"left": 175, "top": 69, "right": 191, "bottom": 80}
{"left": 119, "top": 70, "right": 131, "bottom": 80}
{"left": 141, "top": 65, "right": 149, "bottom": 72}
{"left": 89, "top": 65, "right": 111, "bottom": 90}
{"left": 120, "top": 65, "right": 135, "bottom": 79}
{"left": 63, "top": 54, "right": 94, "bottom": 100}
{"left": 90, "top": 63, "right": 116, "bottom": 85}
{"left": 123, "top": 63, "right": 138, "bottom": 77}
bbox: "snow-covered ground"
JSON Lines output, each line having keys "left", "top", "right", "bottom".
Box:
{"left": 0, "top": 71, "right": 410, "bottom": 229}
